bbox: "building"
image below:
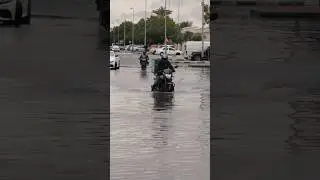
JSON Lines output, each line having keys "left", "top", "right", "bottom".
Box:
{"left": 181, "top": 25, "right": 210, "bottom": 41}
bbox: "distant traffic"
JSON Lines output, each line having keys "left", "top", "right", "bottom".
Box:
{"left": 110, "top": 40, "right": 210, "bottom": 61}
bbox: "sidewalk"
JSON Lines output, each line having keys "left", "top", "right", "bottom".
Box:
{"left": 170, "top": 59, "right": 210, "bottom": 68}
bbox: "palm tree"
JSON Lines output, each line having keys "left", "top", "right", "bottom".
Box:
{"left": 152, "top": 6, "right": 172, "bottom": 16}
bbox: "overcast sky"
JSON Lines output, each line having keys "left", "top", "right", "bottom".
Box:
{"left": 110, "top": 0, "right": 209, "bottom": 27}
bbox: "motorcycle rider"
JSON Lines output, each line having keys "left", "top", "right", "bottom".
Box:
{"left": 139, "top": 50, "right": 149, "bottom": 65}
{"left": 151, "top": 53, "right": 175, "bottom": 90}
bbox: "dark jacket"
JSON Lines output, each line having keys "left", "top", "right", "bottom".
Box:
{"left": 139, "top": 54, "right": 149, "bottom": 61}
{"left": 156, "top": 58, "right": 175, "bottom": 75}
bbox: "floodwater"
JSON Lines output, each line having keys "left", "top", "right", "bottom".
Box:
{"left": 1, "top": 1, "right": 320, "bottom": 179}
{"left": 0, "top": 17, "right": 108, "bottom": 179}
{"left": 212, "top": 11, "right": 320, "bottom": 180}
{"left": 110, "top": 55, "right": 210, "bottom": 180}
{"left": 0, "top": 2, "right": 210, "bottom": 179}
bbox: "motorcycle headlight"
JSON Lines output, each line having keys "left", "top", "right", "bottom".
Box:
{"left": 165, "top": 74, "right": 172, "bottom": 79}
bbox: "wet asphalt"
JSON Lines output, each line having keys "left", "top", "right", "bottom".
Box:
{"left": 110, "top": 54, "right": 210, "bottom": 180}
{"left": 1, "top": 2, "right": 320, "bottom": 180}
{"left": 211, "top": 9, "right": 320, "bottom": 180}
{"left": 0, "top": 18, "right": 108, "bottom": 179}
{"left": 0, "top": 17, "right": 210, "bottom": 180}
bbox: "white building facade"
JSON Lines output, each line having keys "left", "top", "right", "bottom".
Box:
{"left": 181, "top": 25, "right": 210, "bottom": 41}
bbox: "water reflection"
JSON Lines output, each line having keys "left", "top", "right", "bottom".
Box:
{"left": 140, "top": 69, "right": 148, "bottom": 79}
{"left": 287, "top": 87, "right": 320, "bottom": 153}
{"left": 152, "top": 92, "right": 174, "bottom": 111}
{"left": 151, "top": 116, "right": 169, "bottom": 148}
{"left": 293, "top": 20, "right": 301, "bottom": 37}
{"left": 150, "top": 93, "right": 173, "bottom": 155}
{"left": 0, "top": 25, "right": 30, "bottom": 48}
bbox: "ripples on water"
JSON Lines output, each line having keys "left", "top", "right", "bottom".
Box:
{"left": 111, "top": 67, "right": 209, "bottom": 180}
{"left": 287, "top": 87, "right": 320, "bottom": 153}
{"left": 212, "top": 12, "right": 320, "bottom": 179}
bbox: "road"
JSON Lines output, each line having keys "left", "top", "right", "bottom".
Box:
{"left": 0, "top": 18, "right": 108, "bottom": 179}
{"left": 110, "top": 54, "right": 210, "bottom": 180}
{"left": 0, "top": 17, "right": 210, "bottom": 180}
{"left": 211, "top": 10, "right": 320, "bottom": 180}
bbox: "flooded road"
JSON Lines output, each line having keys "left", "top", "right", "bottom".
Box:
{"left": 212, "top": 11, "right": 320, "bottom": 180}
{"left": 1, "top": 1, "right": 320, "bottom": 179}
{"left": 110, "top": 55, "right": 210, "bottom": 180}
{"left": 0, "top": 18, "right": 108, "bottom": 179}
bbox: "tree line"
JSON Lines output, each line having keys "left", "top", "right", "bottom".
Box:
{"left": 110, "top": 5, "right": 210, "bottom": 46}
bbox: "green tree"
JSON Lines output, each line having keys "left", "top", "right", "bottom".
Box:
{"left": 182, "top": 31, "right": 194, "bottom": 42}
{"left": 110, "top": 7, "right": 188, "bottom": 45}
{"left": 146, "top": 15, "right": 179, "bottom": 44}
{"left": 152, "top": 6, "right": 172, "bottom": 16}
{"left": 191, "top": 33, "right": 202, "bottom": 41}
{"left": 110, "top": 20, "right": 134, "bottom": 45}
{"left": 179, "top": 21, "right": 193, "bottom": 29}
{"left": 133, "top": 18, "right": 146, "bottom": 44}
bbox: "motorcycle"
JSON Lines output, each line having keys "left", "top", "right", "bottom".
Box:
{"left": 151, "top": 68, "right": 175, "bottom": 92}
{"left": 139, "top": 56, "right": 149, "bottom": 70}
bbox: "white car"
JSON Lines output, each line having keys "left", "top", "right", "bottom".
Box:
{"left": 133, "top": 45, "right": 145, "bottom": 52}
{"left": 160, "top": 45, "right": 175, "bottom": 49}
{"left": 111, "top": 45, "right": 120, "bottom": 52}
{"left": 110, "top": 51, "right": 120, "bottom": 69}
{"left": 155, "top": 47, "right": 182, "bottom": 56}
{"left": 0, "top": 0, "right": 31, "bottom": 26}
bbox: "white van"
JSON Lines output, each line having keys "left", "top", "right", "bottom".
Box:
{"left": 183, "top": 41, "right": 210, "bottom": 59}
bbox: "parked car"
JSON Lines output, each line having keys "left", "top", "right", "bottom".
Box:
{"left": 160, "top": 45, "right": 175, "bottom": 49}
{"left": 133, "top": 45, "right": 145, "bottom": 52}
{"left": 183, "top": 41, "right": 210, "bottom": 59}
{"left": 124, "top": 45, "right": 130, "bottom": 51}
{"left": 0, "top": 0, "right": 31, "bottom": 26}
{"left": 110, "top": 51, "right": 120, "bottom": 69}
{"left": 149, "top": 45, "right": 158, "bottom": 54}
{"left": 111, "top": 45, "right": 120, "bottom": 52}
{"left": 155, "top": 47, "right": 182, "bottom": 56}
{"left": 119, "top": 46, "right": 125, "bottom": 50}
{"left": 190, "top": 46, "right": 210, "bottom": 61}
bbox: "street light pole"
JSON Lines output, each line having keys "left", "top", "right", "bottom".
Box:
{"left": 178, "top": 0, "right": 180, "bottom": 24}
{"left": 130, "top": 8, "right": 135, "bottom": 52}
{"left": 201, "top": 0, "right": 204, "bottom": 59}
{"left": 117, "top": 19, "right": 120, "bottom": 45}
{"left": 144, "top": 0, "right": 147, "bottom": 49}
{"left": 164, "top": 0, "right": 167, "bottom": 56}
{"left": 113, "top": 26, "right": 115, "bottom": 45}
{"left": 178, "top": 0, "right": 181, "bottom": 50}
{"left": 123, "top": 16, "right": 126, "bottom": 49}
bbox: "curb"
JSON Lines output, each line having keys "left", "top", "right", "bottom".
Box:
{"left": 188, "top": 64, "right": 210, "bottom": 68}
{"left": 170, "top": 60, "right": 210, "bottom": 67}
{"left": 188, "top": 61, "right": 210, "bottom": 68}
